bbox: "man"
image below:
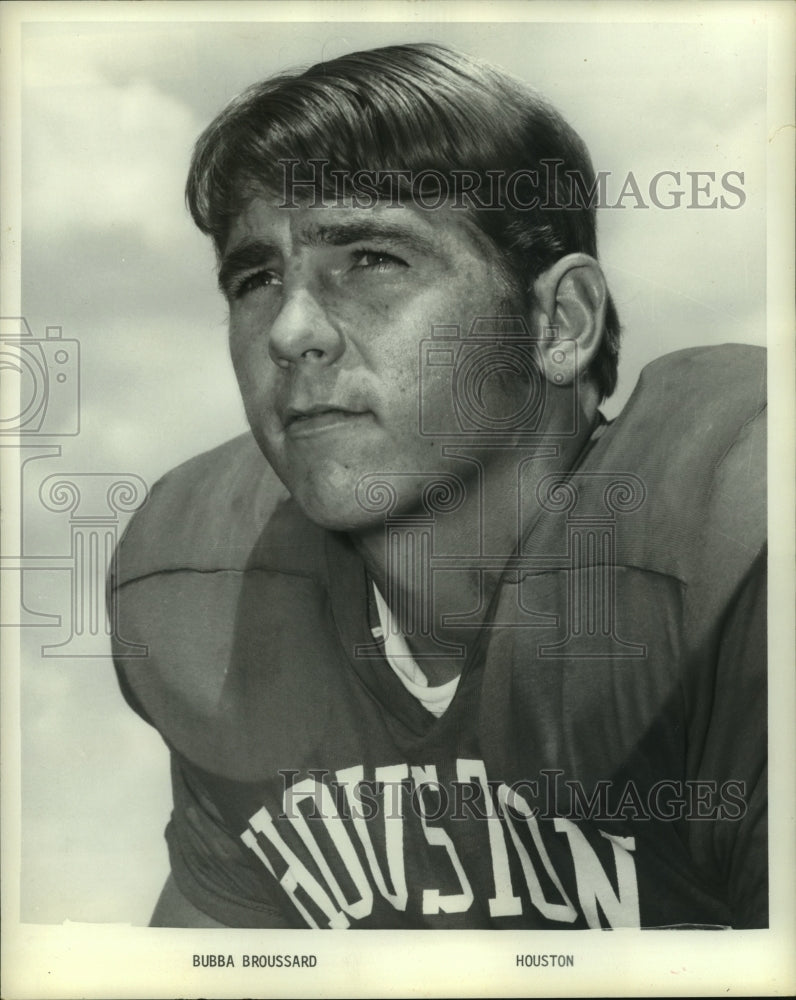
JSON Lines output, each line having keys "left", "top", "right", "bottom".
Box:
{"left": 111, "top": 43, "right": 767, "bottom": 929}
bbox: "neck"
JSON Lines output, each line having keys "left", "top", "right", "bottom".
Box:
{"left": 352, "top": 406, "right": 599, "bottom": 682}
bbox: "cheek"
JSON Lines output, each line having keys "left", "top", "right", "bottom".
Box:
{"left": 323, "top": 292, "right": 400, "bottom": 360}
{"left": 228, "top": 328, "right": 279, "bottom": 421}
{"left": 228, "top": 336, "right": 256, "bottom": 401}
{"left": 228, "top": 316, "right": 248, "bottom": 368}
{"left": 229, "top": 312, "right": 261, "bottom": 362}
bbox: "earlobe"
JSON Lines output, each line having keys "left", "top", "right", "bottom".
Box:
{"left": 531, "top": 253, "right": 607, "bottom": 386}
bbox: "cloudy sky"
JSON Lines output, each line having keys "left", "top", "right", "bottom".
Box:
{"left": 12, "top": 9, "right": 771, "bottom": 926}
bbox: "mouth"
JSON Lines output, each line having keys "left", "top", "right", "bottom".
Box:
{"left": 284, "top": 404, "right": 373, "bottom": 437}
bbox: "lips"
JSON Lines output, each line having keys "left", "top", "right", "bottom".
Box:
{"left": 283, "top": 403, "right": 372, "bottom": 437}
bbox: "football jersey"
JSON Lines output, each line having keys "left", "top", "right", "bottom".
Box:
{"left": 111, "top": 344, "right": 767, "bottom": 929}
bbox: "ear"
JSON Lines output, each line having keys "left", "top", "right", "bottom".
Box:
{"left": 530, "top": 253, "right": 607, "bottom": 387}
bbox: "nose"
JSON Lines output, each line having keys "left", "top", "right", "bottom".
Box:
{"left": 268, "top": 286, "right": 344, "bottom": 368}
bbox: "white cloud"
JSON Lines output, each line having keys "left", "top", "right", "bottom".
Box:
{"left": 25, "top": 63, "right": 199, "bottom": 248}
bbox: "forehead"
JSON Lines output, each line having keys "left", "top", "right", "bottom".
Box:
{"left": 223, "top": 194, "right": 499, "bottom": 262}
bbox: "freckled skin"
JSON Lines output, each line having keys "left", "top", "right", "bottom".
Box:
{"left": 225, "top": 198, "right": 530, "bottom": 533}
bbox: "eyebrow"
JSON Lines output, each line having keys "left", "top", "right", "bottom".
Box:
{"left": 217, "top": 218, "right": 438, "bottom": 295}
{"left": 217, "top": 239, "right": 280, "bottom": 296}
{"left": 300, "top": 219, "right": 436, "bottom": 255}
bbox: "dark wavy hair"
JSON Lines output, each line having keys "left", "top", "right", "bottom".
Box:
{"left": 186, "top": 43, "right": 621, "bottom": 399}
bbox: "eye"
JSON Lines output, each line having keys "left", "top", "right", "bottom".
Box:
{"left": 232, "top": 269, "right": 282, "bottom": 300}
{"left": 351, "top": 248, "right": 407, "bottom": 273}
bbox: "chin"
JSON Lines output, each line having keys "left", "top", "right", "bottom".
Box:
{"left": 282, "top": 461, "right": 377, "bottom": 531}
{"left": 294, "top": 494, "right": 386, "bottom": 534}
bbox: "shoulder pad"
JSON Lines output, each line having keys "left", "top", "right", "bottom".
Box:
{"left": 113, "top": 433, "right": 324, "bottom": 587}
{"left": 572, "top": 343, "right": 766, "bottom": 585}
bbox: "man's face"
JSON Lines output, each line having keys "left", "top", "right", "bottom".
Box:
{"left": 222, "top": 196, "right": 529, "bottom": 531}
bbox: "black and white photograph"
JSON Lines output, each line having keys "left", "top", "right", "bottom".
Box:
{"left": 1, "top": 1, "right": 794, "bottom": 996}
